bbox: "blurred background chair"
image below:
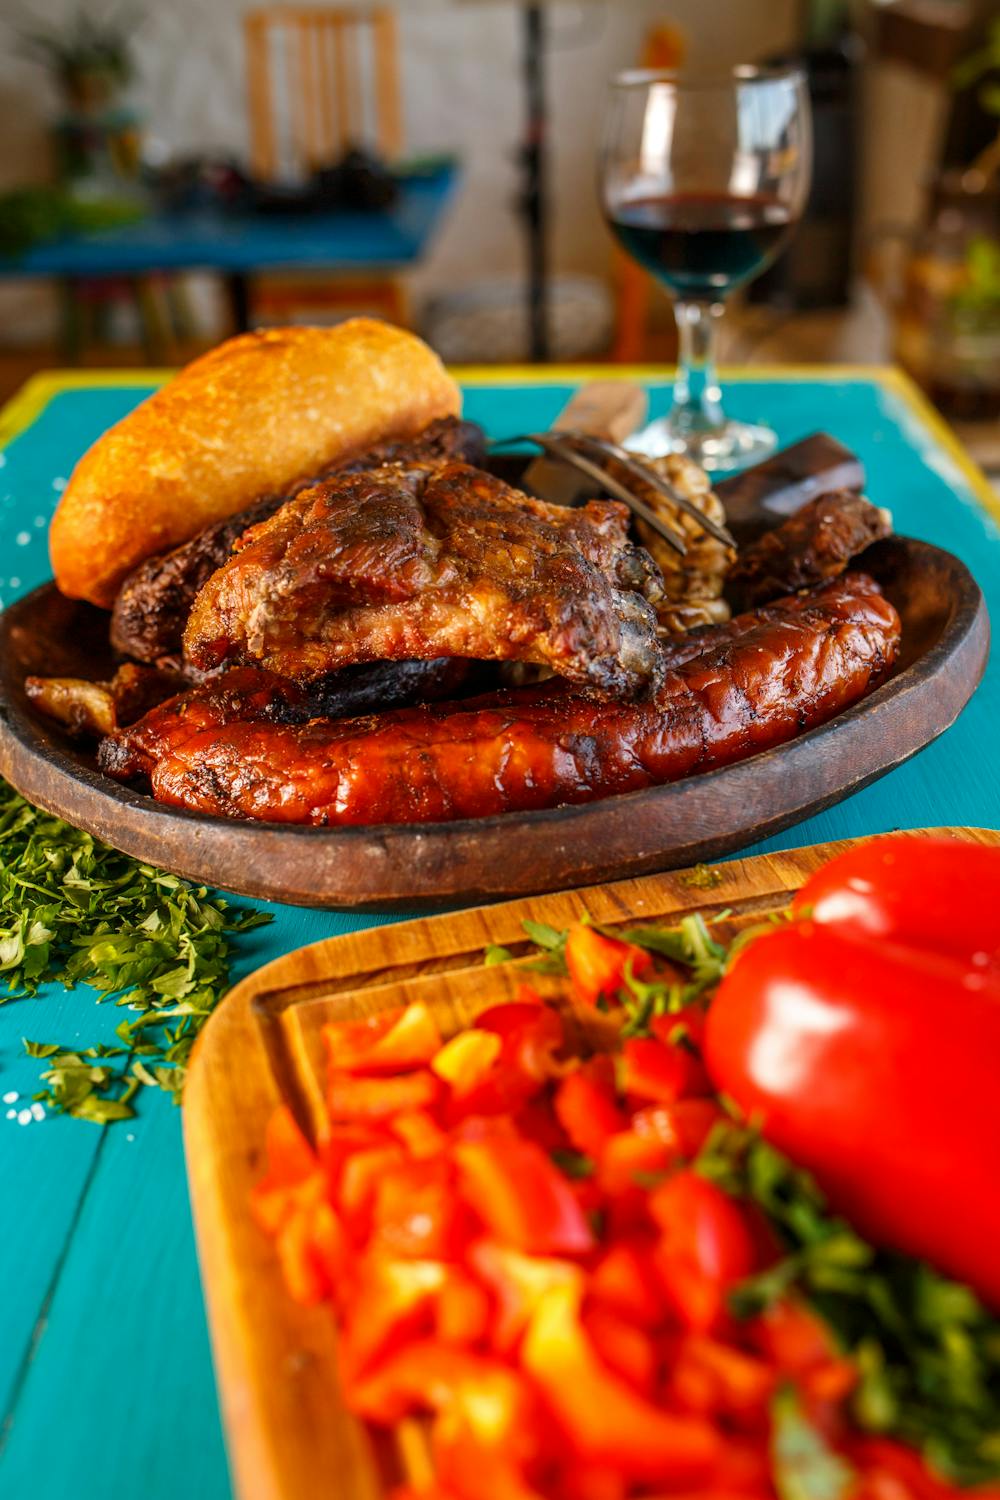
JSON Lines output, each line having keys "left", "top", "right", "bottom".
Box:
{"left": 244, "top": 4, "right": 407, "bottom": 327}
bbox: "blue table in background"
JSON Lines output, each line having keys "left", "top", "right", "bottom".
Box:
{"left": 1, "top": 166, "right": 458, "bottom": 337}
{"left": 0, "top": 365, "right": 997, "bottom": 1500}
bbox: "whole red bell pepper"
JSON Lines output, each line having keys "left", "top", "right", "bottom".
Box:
{"left": 705, "top": 920, "right": 1000, "bottom": 1309}
{"left": 792, "top": 834, "right": 1000, "bottom": 975}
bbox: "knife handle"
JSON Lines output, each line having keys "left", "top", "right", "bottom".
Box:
{"left": 521, "top": 382, "right": 650, "bottom": 505}
{"left": 549, "top": 381, "right": 649, "bottom": 443}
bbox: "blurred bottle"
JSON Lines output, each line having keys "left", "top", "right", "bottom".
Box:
{"left": 749, "top": 0, "right": 862, "bottom": 308}
{"left": 894, "top": 15, "right": 1000, "bottom": 421}
{"left": 893, "top": 173, "right": 1000, "bottom": 421}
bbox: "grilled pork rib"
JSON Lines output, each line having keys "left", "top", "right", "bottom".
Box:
{"left": 182, "top": 461, "right": 666, "bottom": 699}
{"left": 105, "top": 574, "right": 900, "bottom": 825}
{"left": 110, "top": 417, "right": 487, "bottom": 665}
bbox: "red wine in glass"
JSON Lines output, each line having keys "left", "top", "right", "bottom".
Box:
{"left": 600, "top": 65, "right": 811, "bottom": 468}
{"left": 607, "top": 193, "right": 795, "bottom": 300}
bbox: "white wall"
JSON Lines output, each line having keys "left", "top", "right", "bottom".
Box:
{"left": 0, "top": 0, "right": 801, "bottom": 343}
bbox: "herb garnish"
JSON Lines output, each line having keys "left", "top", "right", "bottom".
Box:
{"left": 771, "top": 1385, "right": 855, "bottom": 1500}
{"left": 678, "top": 862, "right": 725, "bottom": 891}
{"left": 698, "top": 1123, "right": 1000, "bottom": 1486}
{"left": 500, "top": 910, "right": 1000, "bottom": 1487}
{"left": 1, "top": 780, "right": 271, "bottom": 1122}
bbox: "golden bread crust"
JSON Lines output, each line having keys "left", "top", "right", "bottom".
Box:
{"left": 49, "top": 320, "right": 461, "bottom": 607}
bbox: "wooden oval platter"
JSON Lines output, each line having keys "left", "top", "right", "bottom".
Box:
{"left": 182, "top": 828, "right": 1000, "bottom": 1500}
{"left": 0, "top": 535, "right": 988, "bottom": 910}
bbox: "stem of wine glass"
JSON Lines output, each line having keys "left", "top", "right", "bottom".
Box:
{"left": 670, "top": 300, "right": 726, "bottom": 438}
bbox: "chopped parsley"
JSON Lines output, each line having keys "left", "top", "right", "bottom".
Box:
{"left": 0, "top": 780, "right": 271, "bottom": 1122}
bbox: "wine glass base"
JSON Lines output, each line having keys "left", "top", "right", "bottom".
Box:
{"left": 626, "top": 418, "right": 778, "bottom": 473}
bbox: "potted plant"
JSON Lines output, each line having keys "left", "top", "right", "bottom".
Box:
{"left": 15, "top": 8, "right": 138, "bottom": 117}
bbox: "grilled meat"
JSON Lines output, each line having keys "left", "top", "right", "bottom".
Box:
{"left": 110, "top": 417, "right": 487, "bottom": 664}
{"left": 25, "top": 662, "right": 184, "bottom": 739}
{"left": 116, "top": 574, "right": 899, "bottom": 825}
{"left": 183, "top": 461, "right": 666, "bottom": 700}
{"left": 98, "top": 658, "right": 475, "bottom": 782}
{"left": 726, "top": 491, "right": 892, "bottom": 611}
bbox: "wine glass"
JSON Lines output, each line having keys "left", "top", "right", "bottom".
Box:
{"left": 600, "top": 64, "right": 812, "bottom": 470}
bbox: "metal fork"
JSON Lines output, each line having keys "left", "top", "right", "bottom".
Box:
{"left": 497, "top": 430, "right": 737, "bottom": 557}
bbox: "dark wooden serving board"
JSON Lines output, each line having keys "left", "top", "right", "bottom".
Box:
{"left": 0, "top": 534, "right": 988, "bottom": 909}
{"left": 183, "top": 829, "right": 1000, "bottom": 1500}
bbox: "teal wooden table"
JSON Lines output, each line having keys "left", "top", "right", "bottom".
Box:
{"left": 0, "top": 365, "right": 997, "bottom": 1500}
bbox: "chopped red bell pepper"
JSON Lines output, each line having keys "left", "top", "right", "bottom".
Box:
{"left": 468, "top": 1238, "right": 584, "bottom": 1353}
{"left": 432, "top": 1029, "right": 503, "bottom": 1093}
{"left": 261, "top": 1103, "right": 317, "bottom": 1182}
{"left": 274, "top": 1199, "right": 339, "bottom": 1306}
{"left": 618, "top": 1036, "right": 709, "bottom": 1105}
{"left": 583, "top": 1305, "right": 657, "bottom": 1392}
{"left": 651, "top": 1004, "right": 708, "bottom": 1052}
{"left": 589, "top": 1238, "right": 664, "bottom": 1325}
{"left": 630, "top": 1099, "right": 724, "bottom": 1159}
{"left": 322, "top": 1000, "right": 443, "bottom": 1075}
{"left": 327, "top": 1068, "right": 441, "bottom": 1122}
{"left": 338, "top": 1142, "right": 406, "bottom": 1239}
{"left": 253, "top": 838, "right": 1000, "bottom": 1500}
{"left": 745, "top": 1295, "right": 842, "bottom": 1375}
{"left": 433, "top": 1424, "right": 547, "bottom": 1500}
{"left": 434, "top": 1270, "right": 493, "bottom": 1347}
{"left": 250, "top": 1106, "right": 327, "bottom": 1235}
{"left": 348, "top": 1341, "right": 540, "bottom": 1459}
{"left": 390, "top": 1108, "right": 449, "bottom": 1159}
{"left": 339, "top": 1252, "right": 448, "bottom": 1376}
{"left": 474, "top": 1001, "right": 565, "bottom": 1081}
{"left": 649, "top": 1170, "right": 757, "bottom": 1332}
{"left": 668, "top": 1335, "right": 776, "bottom": 1423}
{"left": 554, "top": 1062, "right": 627, "bottom": 1157}
{"left": 596, "top": 1129, "right": 673, "bottom": 1195}
{"left": 453, "top": 1134, "right": 594, "bottom": 1256}
{"left": 520, "top": 1282, "right": 720, "bottom": 1481}
{"left": 372, "top": 1157, "right": 473, "bottom": 1260}
{"left": 565, "top": 924, "right": 653, "bottom": 1008}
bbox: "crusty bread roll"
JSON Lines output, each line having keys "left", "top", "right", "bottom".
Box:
{"left": 50, "top": 319, "right": 461, "bottom": 608}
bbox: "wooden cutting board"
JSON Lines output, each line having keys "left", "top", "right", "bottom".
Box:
{"left": 183, "top": 828, "right": 1000, "bottom": 1500}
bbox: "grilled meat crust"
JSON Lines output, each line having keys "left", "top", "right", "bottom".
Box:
{"left": 97, "top": 658, "right": 474, "bottom": 781}
{"left": 182, "top": 460, "right": 666, "bottom": 700}
{"left": 119, "top": 574, "right": 899, "bottom": 825}
{"left": 110, "top": 418, "right": 487, "bottom": 664}
{"left": 726, "top": 491, "right": 892, "bottom": 611}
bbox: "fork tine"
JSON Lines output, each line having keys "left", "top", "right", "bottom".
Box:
{"left": 563, "top": 433, "right": 738, "bottom": 550}
{"left": 520, "top": 433, "right": 688, "bottom": 557}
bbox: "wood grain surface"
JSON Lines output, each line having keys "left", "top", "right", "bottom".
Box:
{"left": 183, "top": 827, "right": 1000, "bottom": 1500}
